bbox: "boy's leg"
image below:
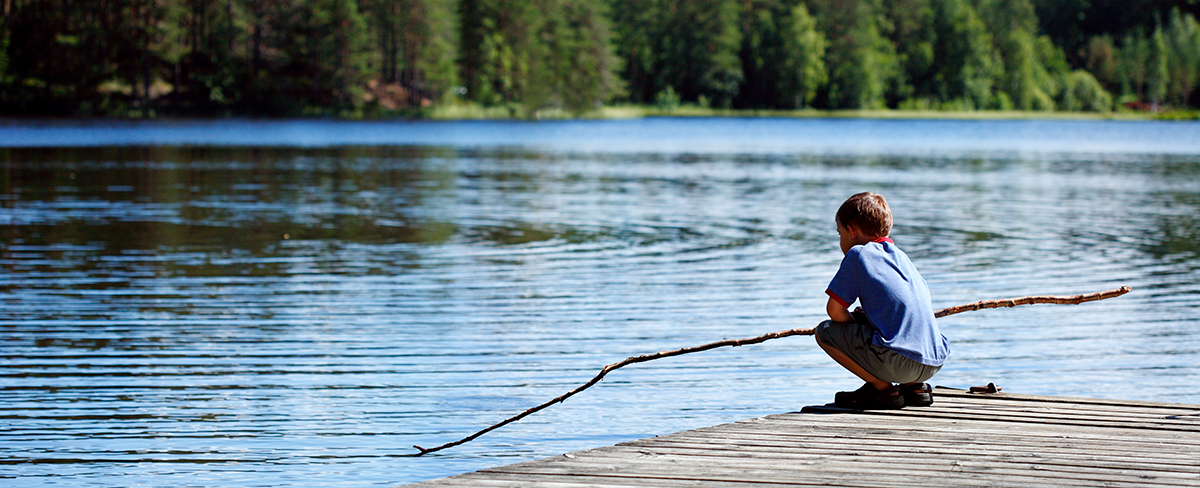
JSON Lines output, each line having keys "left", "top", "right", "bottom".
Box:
{"left": 813, "top": 320, "right": 904, "bottom": 409}
{"left": 815, "top": 335, "right": 891, "bottom": 391}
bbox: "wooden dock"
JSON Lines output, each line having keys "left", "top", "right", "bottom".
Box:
{"left": 405, "top": 387, "right": 1200, "bottom": 487}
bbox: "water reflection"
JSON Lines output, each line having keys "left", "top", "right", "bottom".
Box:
{"left": 2, "top": 121, "right": 1200, "bottom": 487}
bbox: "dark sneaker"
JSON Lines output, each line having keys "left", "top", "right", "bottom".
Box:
{"left": 834, "top": 383, "right": 904, "bottom": 409}
{"left": 901, "top": 382, "right": 933, "bottom": 407}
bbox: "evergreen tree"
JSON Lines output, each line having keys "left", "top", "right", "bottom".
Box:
{"left": 1149, "top": 25, "right": 1169, "bottom": 110}
{"left": 1036, "top": 34, "right": 1073, "bottom": 108}
{"left": 458, "top": 0, "right": 617, "bottom": 112}
{"left": 1032, "top": 0, "right": 1090, "bottom": 65}
{"left": 736, "top": 0, "right": 792, "bottom": 109}
{"left": 268, "top": 0, "right": 371, "bottom": 113}
{"left": 924, "top": 0, "right": 996, "bottom": 109}
{"left": 610, "top": 0, "right": 741, "bottom": 107}
{"left": 457, "top": 0, "right": 543, "bottom": 106}
{"left": 885, "top": 0, "right": 934, "bottom": 106}
{"left": 170, "top": 0, "right": 245, "bottom": 113}
{"left": 0, "top": 22, "right": 9, "bottom": 90}
{"left": 660, "top": 0, "right": 743, "bottom": 106}
{"left": 735, "top": 0, "right": 826, "bottom": 109}
{"left": 362, "top": 0, "right": 457, "bottom": 107}
{"left": 1084, "top": 35, "right": 1120, "bottom": 92}
{"left": 1, "top": 0, "right": 1196, "bottom": 115}
{"left": 608, "top": 0, "right": 660, "bottom": 104}
{"left": 1164, "top": 9, "right": 1200, "bottom": 107}
{"left": 813, "top": 0, "right": 897, "bottom": 109}
{"left": 540, "top": 0, "right": 620, "bottom": 111}
{"left": 779, "top": 3, "right": 826, "bottom": 108}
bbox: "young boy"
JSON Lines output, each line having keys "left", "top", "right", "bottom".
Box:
{"left": 816, "top": 192, "right": 948, "bottom": 409}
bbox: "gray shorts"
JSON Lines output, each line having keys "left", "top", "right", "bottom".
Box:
{"left": 816, "top": 320, "right": 941, "bottom": 384}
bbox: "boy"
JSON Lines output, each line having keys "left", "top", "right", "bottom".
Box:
{"left": 816, "top": 192, "right": 948, "bottom": 409}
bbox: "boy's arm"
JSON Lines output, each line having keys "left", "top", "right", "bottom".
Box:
{"left": 826, "top": 296, "right": 855, "bottom": 323}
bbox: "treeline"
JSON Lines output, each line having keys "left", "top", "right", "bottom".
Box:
{"left": 1, "top": 0, "right": 1198, "bottom": 117}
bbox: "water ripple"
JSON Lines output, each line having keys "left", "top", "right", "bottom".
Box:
{"left": 2, "top": 121, "right": 1199, "bottom": 487}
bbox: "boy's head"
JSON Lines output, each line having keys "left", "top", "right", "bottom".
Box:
{"left": 836, "top": 192, "right": 892, "bottom": 251}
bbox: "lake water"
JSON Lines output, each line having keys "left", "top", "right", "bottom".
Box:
{"left": 2, "top": 118, "right": 1199, "bottom": 487}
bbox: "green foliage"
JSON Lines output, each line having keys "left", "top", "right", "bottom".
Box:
{"left": 610, "top": 0, "right": 742, "bottom": 107}
{"left": 1085, "top": 35, "right": 1120, "bottom": 90}
{"left": 458, "top": 0, "right": 618, "bottom": 113}
{"left": 979, "top": 0, "right": 1046, "bottom": 110}
{"left": 1150, "top": 26, "right": 1169, "bottom": 108}
{"left": 735, "top": 1, "right": 826, "bottom": 109}
{"left": 736, "top": 0, "right": 789, "bottom": 108}
{"left": 1118, "top": 29, "right": 1152, "bottom": 102}
{"left": 654, "top": 85, "right": 680, "bottom": 110}
{"left": 1031, "top": 0, "right": 1090, "bottom": 65}
{"left": 924, "top": 0, "right": 997, "bottom": 109}
{"left": 1059, "top": 70, "right": 1113, "bottom": 112}
{"left": 661, "top": 0, "right": 743, "bottom": 107}
{"left": 362, "top": 0, "right": 458, "bottom": 106}
{"left": 1154, "top": 109, "right": 1200, "bottom": 120}
{"left": 3, "top": 0, "right": 1198, "bottom": 116}
{"left": 1164, "top": 9, "right": 1200, "bottom": 107}
{"left": 540, "top": 0, "right": 621, "bottom": 112}
{"left": 458, "top": 0, "right": 537, "bottom": 106}
{"left": 608, "top": 0, "right": 659, "bottom": 103}
{"left": 260, "top": 0, "right": 372, "bottom": 113}
{"left": 815, "top": 0, "right": 898, "bottom": 109}
{"left": 782, "top": 4, "right": 828, "bottom": 108}
{"left": 0, "top": 25, "right": 9, "bottom": 86}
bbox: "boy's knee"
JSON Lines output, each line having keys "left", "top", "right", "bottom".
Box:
{"left": 813, "top": 320, "right": 836, "bottom": 347}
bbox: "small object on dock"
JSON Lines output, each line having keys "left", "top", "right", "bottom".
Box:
{"left": 969, "top": 382, "right": 1002, "bottom": 394}
{"left": 405, "top": 387, "right": 1200, "bottom": 487}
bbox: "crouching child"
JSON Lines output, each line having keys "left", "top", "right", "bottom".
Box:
{"left": 816, "top": 192, "right": 949, "bottom": 409}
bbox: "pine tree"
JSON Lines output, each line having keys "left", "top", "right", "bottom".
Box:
{"left": 1164, "top": 9, "right": 1200, "bottom": 107}
{"left": 609, "top": 0, "right": 662, "bottom": 104}
{"left": 780, "top": 2, "right": 826, "bottom": 108}
{"left": 813, "top": 0, "right": 897, "bottom": 109}
{"left": 659, "top": 0, "right": 742, "bottom": 106}
{"left": 1084, "top": 35, "right": 1119, "bottom": 92}
{"left": 732, "top": 0, "right": 825, "bottom": 109}
{"left": 541, "top": 0, "right": 620, "bottom": 111}
{"left": 1118, "top": 29, "right": 1150, "bottom": 103}
{"left": 457, "top": 0, "right": 542, "bottom": 106}
{"left": 268, "top": 0, "right": 371, "bottom": 113}
{"left": 362, "top": 0, "right": 457, "bottom": 107}
{"left": 924, "top": 0, "right": 996, "bottom": 109}
{"left": 1149, "top": 25, "right": 1168, "bottom": 110}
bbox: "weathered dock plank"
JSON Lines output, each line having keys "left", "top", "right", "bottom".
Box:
{"left": 403, "top": 387, "right": 1200, "bottom": 487}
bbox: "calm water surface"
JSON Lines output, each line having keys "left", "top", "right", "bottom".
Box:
{"left": 2, "top": 118, "right": 1199, "bottom": 487}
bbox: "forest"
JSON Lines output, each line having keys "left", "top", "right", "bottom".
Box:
{"left": 1, "top": 0, "right": 1199, "bottom": 117}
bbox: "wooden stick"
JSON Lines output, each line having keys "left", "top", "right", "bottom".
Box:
{"left": 408, "top": 285, "right": 1131, "bottom": 456}
{"left": 933, "top": 286, "right": 1131, "bottom": 318}
{"left": 406, "top": 326, "right": 817, "bottom": 457}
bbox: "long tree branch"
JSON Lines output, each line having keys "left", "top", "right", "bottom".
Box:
{"left": 933, "top": 286, "right": 1131, "bottom": 318}
{"left": 409, "top": 286, "right": 1131, "bottom": 456}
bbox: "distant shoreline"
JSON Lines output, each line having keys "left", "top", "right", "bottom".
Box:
{"left": 3, "top": 105, "right": 1195, "bottom": 123}
{"left": 543, "top": 106, "right": 1167, "bottom": 122}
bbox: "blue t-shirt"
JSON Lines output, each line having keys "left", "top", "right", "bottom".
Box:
{"left": 826, "top": 238, "right": 949, "bottom": 366}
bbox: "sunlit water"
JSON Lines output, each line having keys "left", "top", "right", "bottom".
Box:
{"left": 2, "top": 118, "right": 1199, "bottom": 487}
